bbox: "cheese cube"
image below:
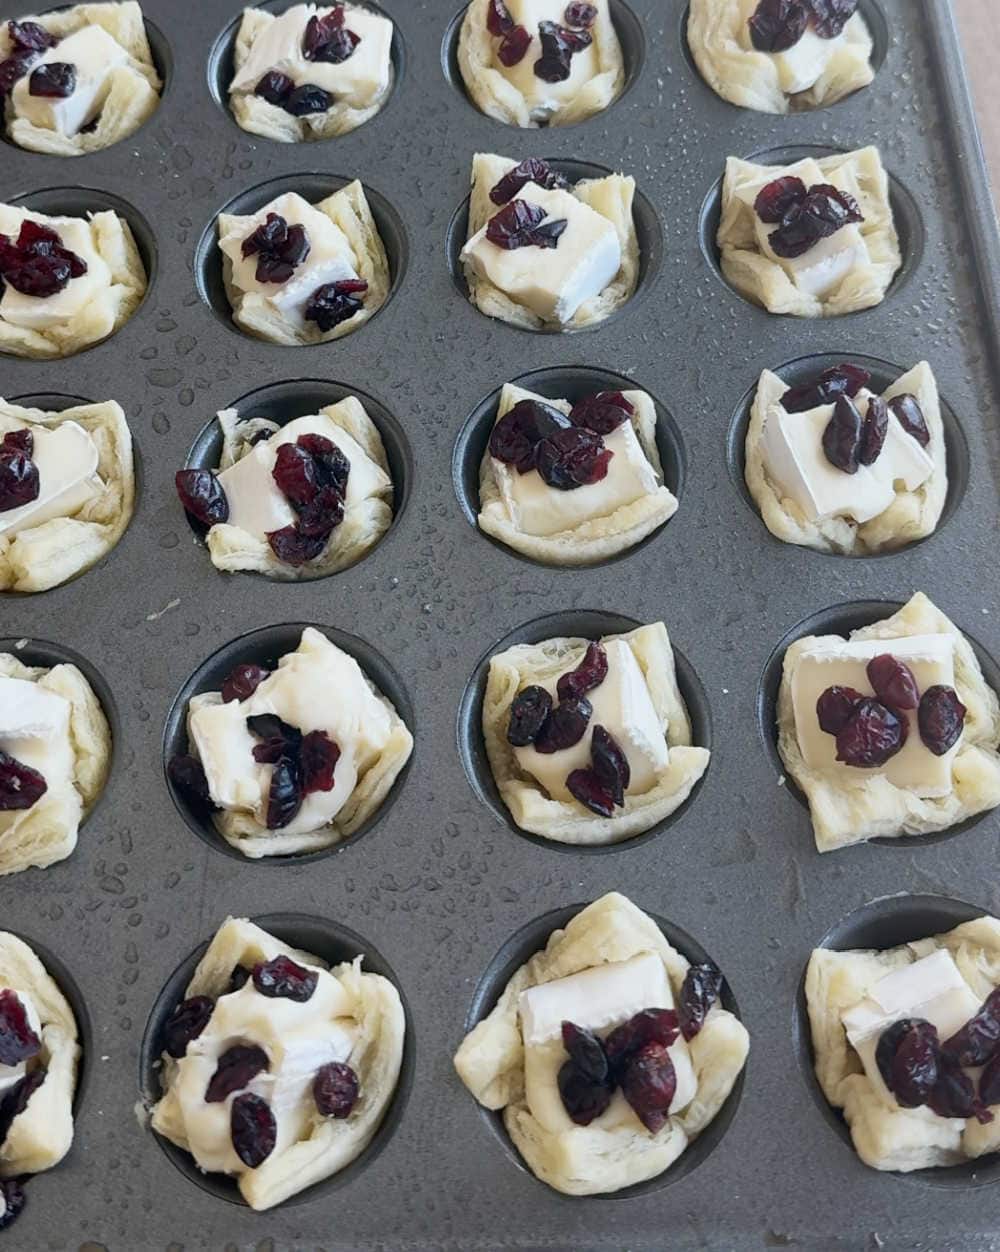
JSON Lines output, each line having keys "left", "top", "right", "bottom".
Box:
{"left": 229, "top": 5, "right": 311, "bottom": 92}
{"left": 497, "top": 0, "right": 599, "bottom": 120}
{"left": 0, "top": 422, "right": 102, "bottom": 539}
{"left": 12, "top": 25, "right": 129, "bottom": 136}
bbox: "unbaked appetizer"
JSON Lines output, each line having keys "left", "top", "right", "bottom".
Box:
{"left": 454, "top": 892, "right": 748, "bottom": 1195}
{"left": 168, "top": 627, "right": 412, "bottom": 859}
{"left": 457, "top": 0, "right": 625, "bottom": 128}
{"left": 0, "top": 203, "right": 146, "bottom": 359}
{"left": 0, "top": 652, "right": 110, "bottom": 875}
{"left": 688, "top": 0, "right": 873, "bottom": 114}
{"left": 150, "top": 917, "right": 405, "bottom": 1210}
{"left": 0, "top": 398, "right": 135, "bottom": 592}
{"left": 483, "top": 622, "right": 709, "bottom": 845}
{"left": 777, "top": 592, "right": 1000, "bottom": 853}
{"left": 807, "top": 913, "right": 1000, "bottom": 1171}
{"left": 217, "top": 188, "right": 389, "bottom": 346}
{"left": 460, "top": 154, "right": 638, "bottom": 331}
{"left": 0, "top": 2, "right": 161, "bottom": 155}
{"left": 228, "top": 3, "right": 394, "bottom": 143}
{"left": 716, "top": 148, "right": 900, "bottom": 317}
{"left": 478, "top": 383, "right": 676, "bottom": 564}
{"left": 174, "top": 398, "right": 392, "bottom": 578}
{"left": 0, "top": 933, "right": 81, "bottom": 1233}
{"left": 746, "top": 360, "right": 946, "bottom": 554}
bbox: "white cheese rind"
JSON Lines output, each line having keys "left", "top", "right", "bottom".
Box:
{"left": 12, "top": 25, "right": 129, "bottom": 136}
{"left": 0, "top": 674, "right": 74, "bottom": 793}
{"left": 0, "top": 422, "right": 103, "bottom": 539}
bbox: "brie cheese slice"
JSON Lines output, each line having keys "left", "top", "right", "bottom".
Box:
{"left": 0, "top": 674, "right": 74, "bottom": 792}
{"left": 0, "top": 217, "right": 111, "bottom": 331}
{"left": 0, "top": 422, "right": 103, "bottom": 539}
{"left": 12, "top": 25, "right": 129, "bottom": 136}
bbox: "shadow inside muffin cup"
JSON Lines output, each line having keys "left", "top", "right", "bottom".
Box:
{"left": 445, "top": 157, "right": 663, "bottom": 335}
{"left": 462, "top": 900, "right": 745, "bottom": 1197}
{"left": 794, "top": 893, "right": 1000, "bottom": 1189}
{"left": 162, "top": 622, "right": 413, "bottom": 867}
{"left": 756, "top": 599, "right": 1000, "bottom": 849}
{"left": 452, "top": 364, "right": 686, "bottom": 569}
{"left": 139, "top": 912, "right": 414, "bottom": 1208}
{"left": 456, "top": 609, "right": 712, "bottom": 854}
{"left": 724, "top": 350, "right": 970, "bottom": 559}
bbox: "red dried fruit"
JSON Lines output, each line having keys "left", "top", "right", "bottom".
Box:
{"left": 678, "top": 963, "right": 723, "bottom": 1041}
{"left": 557, "top": 1058, "right": 612, "bottom": 1126}
{"left": 284, "top": 83, "right": 335, "bottom": 115}
{"left": 298, "top": 433, "right": 351, "bottom": 494}
{"left": 0, "top": 450, "right": 39, "bottom": 513}
{"left": 822, "top": 395, "right": 863, "bottom": 474}
{"left": 221, "top": 664, "right": 269, "bottom": 704}
{"left": 534, "top": 696, "right": 592, "bottom": 753}
{"left": 0, "top": 751, "right": 47, "bottom": 812}
{"left": 767, "top": 184, "right": 863, "bottom": 259}
{"left": 0, "top": 1179, "right": 25, "bottom": 1231}
{"left": 490, "top": 158, "right": 568, "bottom": 205}
{"left": 918, "top": 686, "right": 966, "bottom": 756}
{"left": 489, "top": 399, "right": 572, "bottom": 473}
{"left": 229, "top": 964, "right": 251, "bottom": 992}
{"left": 557, "top": 642, "right": 608, "bottom": 701}
{"left": 0, "top": 991, "right": 40, "bottom": 1067}
{"left": 313, "top": 1061, "right": 360, "bottom": 1117}
{"left": 569, "top": 391, "right": 634, "bottom": 435}
{"left": 561, "top": 1021, "right": 609, "bottom": 1084}
{"left": 605, "top": 1009, "right": 680, "bottom": 1074}
{"left": 241, "top": 213, "right": 310, "bottom": 285}
{"left": 781, "top": 363, "right": 870, "bottom": 413}
{"left": 879, "top": 1019, "right": 940, "bottom": 1109}
{"left": 269, "top": 759, "right": 304, "bottom": 828}
{"left": 167, "top": 754, "right": 215, "bottom": 815}
{"left": 858, "top": 395, "right": 888, "bottom": 466}
{"left": 748, "top": 0, "right": 809, "bottom": 51}
{"left": 205, "top": 1044, "right": 269, "bottom": 1103}
{"left": 162, "top": 995, "right": 214, "bottom": 1059}
{"left": 304, "top": 9, "right": 359, "bottom": 64}
{"left": 175, "top": 469, "right": 229, "bottom": 527}
{"left": 272, "top": 442, "right": 319, "bottom": 506}
{"left": 889, "top": 394, "right": 931, "bottom": 447}
{"left": 28, "top": 61, "right": 74, "bottom": 97}
{"left": 253, "top": 955, "right": 318, "bottom": 1002}
{"left": 8, "top": 20, "right": 56, "bottom": 53}
{"left": 2, "top": 429, "right": 33, "bottom": 456}
{"left": 304, "top": 277, "right": 368, "bottom": 331}
{"left": 507, "top": 685, "right": 553, "bottom": 747}
{"left": 620, "top": 1041, "right": 676, "bottom": 1133}
{"left": 535, "top": 427, "right": 612, "bottom": 490}
{"left": 928, "top": 1052, "right": 992, "bottom": 1124}
{"left": 753, "top": 176, "right": 807, "bottom": 225}
{"left": 0, "top": 55, "right": 31, "bottom": 97}
{"left": 835, "top": 698, "right": 905, "bottom": 767}
{"left": 486, "top": 0, "right": 515, "bottom": 36}
{"left": 254, "top": 70, "right": 294, "bottom": 105}
{"left": 300, "top": 729, "right": 340, "bottom": 794}
{"left": 564, "top": 2, "right": 597, "bottom": 27}
{"left": 816, "top": 685, "right": 864, "bottom": 735}
{"left": 943, "top": 987, "right": 1000, "bottom": 1067}
{"left": 591, "top": 725, "right": 630, "bottom": 807}
{"left": 230, "top": 1092, "right": 277, "bottom": 1168}
{"left": 980, "top": 1052, "right": 1000, "bottom": 1109}
{"left": 534, "top": 19, "right": 591, "bottom": 82}
{"left": 0, "top": 220, "right": 87, "bottom": 298}
{"left": 866, "top": 654, "right": 919, "bottom": 711}
{"left": 0, "top": 1068, "right": 45, "bottom": 1148}
{"left": 806, "top": 0, "right": 859, "bottom": 39}
{"left": 250, "top": 711, "right": 302, "bottom": 762}
{"left": 267, "top": 525, "right": 328, "bottom": 567}
{"left": 486, "top": 199, "right": 545, "bottom": 249}
{"left": 498, "top": 24, "right": 531, "bottom": 66}
{"left": 566, "top": 767, "right": 615, "bottom": 817}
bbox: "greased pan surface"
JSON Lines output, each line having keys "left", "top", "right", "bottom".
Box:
{"left": 2, "top": 0, "right": 1000, "bottom": 1247}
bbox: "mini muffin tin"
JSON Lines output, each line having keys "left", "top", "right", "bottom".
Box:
{"left": 1, "top": 0, "right": 999, "bottom": 1247}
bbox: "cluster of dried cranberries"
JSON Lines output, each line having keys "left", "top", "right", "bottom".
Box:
{"left": 247, "top": 711, "right": 341, "bottom": 830}
{"left": 754, "top": 175, "right": 863, "bottom": 259}
{"left": 0, "top": 220, "right": 88, "bottom": 300}
{"left": 489, "top": 393, "right": 631, "bottom": 490}
{"left": 241, "top": 212, "right": 311, "bottom": 284}
{"left": 303, "top": 6, "right": 360, "bottom": 64}
{"left": 0, "top": 19, "right": 57, "bottom": 98}
{"left": 748, "top": 0, "right": 858, "bottom": 53}
{"left": 485, "top": 199, "right": 568, "bottom": 251}
{"left": 304, "top": 277, "right": 368, "bottom": 332}
{"left": 484, "top": 0, "right": 594, "bottom": 78}
{"left": 489, "top": 158, "right": 569, "bottom": 206}
{"left": 253, "top": 72, "right": 334, "bottom": 117}
{"left": 267, "top": 431, "right": 352, "bottom": 565}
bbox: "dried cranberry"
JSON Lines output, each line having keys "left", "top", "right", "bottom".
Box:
{"left": 0, "top": 1180, "right": 25, "bottom": 1231}
{"left": 0, "top": 55, "right": 31, "bottom": 97}
{"left": 782, "top": 363, "right": 870, "bottom": 413}
{"left": 0, "top": 751, "right": 46, "bottom": 812}
{"left": 175, "top": 469, "right": 229, "bottom": 527}
{"left": 534, "top": 20, "right": 591, "bottom": 81}
{"left": 942, "top": 988, "right": 1000, "bottom": 1067}
{"left": 28, "top": 62, "right": 74, "bottom": 97}
{"left": 498, "top": 24, "right": 531, "bottom": 66}
{"left": 678, "top": 963, "right": 723, "bottom": 1041}
{"left": 205, "top": 1044, "right": 269, "bottom": 1103}
{"left": 889, "top": 394, "right": 931, "bottom": 447}
{"left": 534, "top": 696, "right": 592, "bottom": 753}
{"left": 8, "top": 20, "right": 55, "bottom": 53}
{"left": 254, "top": 70, "right": 294, "bottom": 106}
{"left": 490, "top": 158, "right": 568, "bottom": 205}
{"left": 486, "top": 0, "right": 515, "bottom": 36}
{"left": 304, "top": 277, "right": 368, "bottom": 331}
{"left": 754, "top": 176, "right": 807, "bottom": 225}
{"left": 557, "top": 642, "right": 608, "bottom": 701}
{"left": 253, "top": 955, "right": 318, "bottom": 1002}
{"left": 162, "top": 995, "right": 214, "bottom": 1059}
{"left": 0, "top": 451, "right": 39, "bottom": 513}
{"left": 230, "top": 1092, "right": 276, "bottom": 1168}
{"left": 298, "top": 432, "right": 351, "bottom": 491}
{"left": 620, "top": 1041, "right": 676, "bottom": 1133}
{"left": 241, "top": 213, "right": 310, "bottom": 285}
{"left": 569, "top": 391, "right": 634, "bottom": 436}
{"left": 0, "top": 220, "right": 87, "bottom": 298}
{"left": 768, "top": 184, "right": 863, "bottom": 258}
{"left": 835, "top": 698, "right": 905, "bottom": 768}
{"left": 866, "top": 654, "right": 919, "bottom": 712}
{"left": 167, "top": 754, "right": 215, "bottom": 816}
{"left": 535, "top": 427, "right": 612, "bottom": 490}
{"left": 566, "top": 767, "right": 615, "bottom": 817}
{"left": 561, "top": 1021, "right": 609, "bottom": 1084}
{"left": 806, "top": 0, "right": 859, "bottom": 38}
{"left": 486, "top": 199, "right": 546, "bottom": 250}
{"left": 0, "top": 991, "right": 40, "bottom": 1067}
{"left": 301, "top": 730, "right": 340, "bottom": 794}
{"left": 229, "top": 964, "right": 251, "bottom": 993}
{"left": 748, "top": 0, "right": 809, "bottom": 52}
{"left": 267, "top": 525, "right": 328, "bottom": 566}
{"left": 605, "top": 1009, "right": 680, "bottom": 1074}
{"left": 822, "top": 395, "right": 863, "bottom": 474}
{"left": 556, "top": 1058, "right": 612, "bottom": 1126}
{"left": 980, "top": 1051, "right": 1000, "bottom": 1109}
{"left": 270, "top": 758, "right": 304, "bottom": 828}
{"left": 489, "top": 399, "right": 571, "bottom": 474}
{"left": 816, "top": 685, "right": 864, "bottom": 734}
{"left": 523, "top": 217, "right": 567, "bottom": 249}
{"left": 506, "top": 685, "right": 553, "bottom": 747}
{"left": 272, "top": 442, "right": 319, "bottom": 507}
{"left": 0, "top": 1068, "right": 45, "bottom": 1148}
{"left": 918, "top": 686, "right": 966, "bottom": 756}
{"left": 858, "top": 395, "right": 888, "bottom": 466}
{"left": 313, "top": 1061, "right": 359, "bottom": 1117}
{"left": 928, "top": 1052, "right": 992, "bottom": 1124}
{"left": 304, "top": 9, "right": 359, "bottom": 63}
{"left": 890, "top": 1021, "right": 941, "bottom": 1109}
{"left": 1, "top": 429, "right": 32, "bottom": 456}
{"left": 284, "top": 83, "right": 335, "bottom": 116}
{"left": 221, "top": 663, "right": 269, "bottom": 704}
{"left": 564, "top": 2, "right": 597, "bottom": 27}
{"left": 591, "top": 725, "right": 630, "bottom": 807}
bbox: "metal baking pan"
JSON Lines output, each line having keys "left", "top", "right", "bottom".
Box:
{"left": 2, "top": 0, "right": 1000, "bottom": 1247}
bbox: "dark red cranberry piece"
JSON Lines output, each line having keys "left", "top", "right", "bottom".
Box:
{"left": 221, "top": 663, "right": 269, "bottom": 704}
{"left": 0, "top": 1068, "right": 45, "bottom": 1148}
{"left": 229, "top": 964, "right": 251, "bottom": 993}
{"left": 0, "top": 1179, "right": 25, "bottom": 1231}
{"left": 295, "top": 484, "right": 345, "bottom": 540}
{"left": 564, "top": 2, "right": 598, "bottom": 27}
{"left": 980, "top": 1051, "right": 1000, "bottom": 1109}
{"left": 0, "top": 451, "right": 39, "bottom": 513}
{"left": 866, "top": 654, "right": 919, "bottom": 711}
{"left": 534, "top": 696, "right": 592, "bottom": 753}
{"left": 498, "top": 24, "right": 532, "bottom": 66}
{"left": 304, "top": 9, "right": 359, "bottom": 64}
{"left": 490, "top": 158, "right": 569, "bottom": 205}
{"left": 248, "top": 710, "right": 302, "bottom": 761}
{"left": 205, "top": 1044, "right": 269, "bottom": 1104}
{"left": 298, "top": 433, "right": 351, "bottom": 494}
{"left": 241, "top": 213, "right": 311, "bottom": 284}
{"left": 486, "top": 199, "right": 546, "bottom": 250}
{"left": 310, "top": 28, "right": 359, "bottom": 64}
{"left": 253, "top": 955, "right": 318, "bottom": 1002}
{"left": 858, "top": 394, "right": 888, "bottom": 466}
{"left": 0, "top": 751, "right": 46, "bottom": 812}
{"left": 489, "top": 399, "right": 571, "bottom": 474}
{"left": 943, "top": 987, "right": 1000, "bottom": 1067}
{"left": 230, "top": 1092, "right": 277, "bottom": 1168}
{"left": 889, "top": 394, "right": 931, "bottom": 447}
{"left": 835, "top": 698, "right": 905, "bottom": 768}
{"left": 556, "top": 642, "right": 608, "bottom": 701}
{"left": 267, "top": 525, "right": 328, "bottom": 566}
{"left": 167, "top": 754, "right": 216, "bottom": 815}
{"left": 313, "top": 1061, "right": 360, "bottom": 1117}
{"left": 523, "top": 217, "right": 568, "bottom": 249}
{"left": 0, "top": 220, "right": 87, "bottom": 298}
{"left": 162, "top": 995, "right": 214, "bottom": 1059}
{"left": 881, "top": 1019, "right": 940, "bottom": 1109}
{"left": 590, "top": 725, "right": 630, "bottom": 807}
{"left": 557, "top": 1058, "right": 612, "bottom": 1126}
{"left": 268, "top": 758, "right": 304, "bottom": 828}
{"left": 806, "top": 0, "right": 859, "bottom": 39}
{"left": 678, "top": 963, "right": 723, "bottom": 1041}
{"left": 254, "top": 69, "right": 294, "bottom": 105}
{"left": 507, "top": 685, "right": 553, "bottom": 747}
{"left": 0, "top": 55, "right": 31, "bottom": 98}
{"left": 486, "top": 0, "right": 515, "bottom": 36}
{"left": 284, "top": 83, "right": 335, "bottom": 116}
{"left": 1, "top": 429, "right": 32, "bottom": 456}
{"left": 304, "top": 278, "right": 368, "bottom": 331}
{"left": 875, "top": 1019, "right": 921, "bottom": 1094}
{"left": 566, "top": 767, "right": 615, "bottom": 817}
{"left": 620, "top": 1041, "right": 676, "bottom": 1133}
{"left": 175, "top": 469, "right": 229, "bottom": 527}
{"left": 928, "top": 1052, "right": 992, "bottom": 1124}
{"left": 301, "top": 730, "right": 340, "bottom": 794}
{"left": 569, "top": 391, "right": 634, "bottom": 436}
{"left": 768, "top": 184, "right": 863, "bottom": 259}
{"left": 534, "top": 20, "right": 592, "bottom": 82}
{"left": 748, "top": 0, "right": 809, "bottom": 52}
{"left": 272, "top": 442, "right": 319, "bottom": 507}
{"left": 816, "top": 685, "right": 864, "bottom": 735}
{"left": 0, "top": 990, "right": 40, "bottom": 1067}
{"left": 561, "top": 1021, "right": 609, "bottom": 1083}
{"left": 8, "top": 20, "right": 56, "bottom": 53}
{"left": 918, "top": 686, "right": 966, "bottom": 756}
{"left": 605, "top": 1009, "right": 680, "bottom": 1075}
{"left": 535, "top": 427, "right": 613, "bottom": 491}
{"left": 781, "top": 363, "right": 870, "bottom": 413}
{"left": 28, "top": 62, "right": 74, "bottom": 97}
{"left": 753, "top": 176, "right": 806, "bottom": 225}
{"left": 822, "top": 395, "right": 863, "bottom": 474}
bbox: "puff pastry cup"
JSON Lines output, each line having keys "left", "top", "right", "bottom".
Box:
{"left": 462, "top": 152, "right": 639, "bottom": 331}
{"left": 777, "top": 592, "right": 1000, "bottom": 853}
{"left": 687, "top": 0, "right": 874, "bottom": 115}
{"left": 807, "top": 915, "right": 1000, "bottom": 1172}
{"left": 457, "top": 0, "right": 625, "bottom": 128}
{"left": 0, "top": 203, "right": 146, "bottom": 360}
{"left": 2, "top": 2, "right": 161, "bottom": 155}
{"left": 483, "top": 623, "right": 709, "bottom": 845}
{"left": 746, "top": 362, "right": 947, "bottom": 555}
{"left": 0, "top": 933, "right": 80, "bottom": 1179}
{"left": 0, "top": 399, "right": 135, "bottom": 592}
{"left": 218, "top": 185, "right": 390, "bottom": 346}
{"left": 150, "top": 917, "right": 405, "bottom": 1211}
{"left": 717, "top": 147, "right": 901, "bottom": 318}
{"left": 0, "top": 652, "right": 110, "bottom": 875}
{"left": 454, "top": 893, "right": 749, "bottom": 1195}
{"left": 478, "top": 383, "right": 677, "bottom": 565}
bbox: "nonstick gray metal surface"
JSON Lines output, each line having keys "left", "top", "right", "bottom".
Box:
{"left": 2, "top": 0, "right": 1000, "bottom": 1248}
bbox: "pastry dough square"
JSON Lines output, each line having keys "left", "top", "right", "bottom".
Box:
{"left": 717, "top": 147, "right": 901, "bottom": 317}
{"left": 150, "top": 917, "right": 405, "bottom": 1211}
{"left": 807, "top": 915, "right": 1000, "bottom": 1172}
{"left": 483, "top": 622, "right": 709, "bottom": 845}
{"left": 745, "top": 362, "right": 947, "bottom": 554}
{"left": 218, "top": 182, "right": 390, "bottom": 346}
{"left": 454, "top": 892, "right": 749, "bottom": 1195}
{"left": 464, "top": 152, "right": 639, "bottom": 331}
{"left": 3, "top": 2, "right": 161, "bottom": 155}
{"left": 204, "top": 398, "right": 393, "bottom": 580}
{"left": 777, "top": 592, "right": 1000, "bottom": 852}
{"left": 457, "top": 0, "right": 625, "bottom": 128}
{"left": 687, "top": 0, "right": 873, "bottom": 115}
{"left": 0, "top": 398, "right": 135, "bottom": 592}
